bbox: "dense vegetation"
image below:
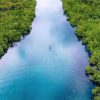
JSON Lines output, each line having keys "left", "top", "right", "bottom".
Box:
{"left": 62, "top": 0, "right": 100, "bottom": 100}
{"left": 0, "top": 0, "right": 36, "bottom": 57}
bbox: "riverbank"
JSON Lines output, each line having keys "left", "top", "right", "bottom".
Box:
{"left": 62, "top": 0, "right": 100, "bottom": 100}
{"left": 0, "top": 0, "right": 36, "bottom": 58}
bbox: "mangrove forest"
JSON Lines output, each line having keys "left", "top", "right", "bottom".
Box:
{"left": 0, "top": 0, "right": 36, "bottom": 57}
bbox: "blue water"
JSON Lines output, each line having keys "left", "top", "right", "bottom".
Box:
{"left": 0, "top": 0, "right": 93, "bottom": 100}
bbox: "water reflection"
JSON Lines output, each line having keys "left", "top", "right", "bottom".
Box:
{"left": 0, "top": 0, "right": 93, "bottom": 100}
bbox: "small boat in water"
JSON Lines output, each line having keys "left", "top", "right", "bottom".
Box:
{"left": 49, "top": 45, "right": 52, "bottom": 50}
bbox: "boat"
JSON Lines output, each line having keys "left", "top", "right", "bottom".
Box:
{"left": 49, "top": 45, "right": 52, "bottom": 50}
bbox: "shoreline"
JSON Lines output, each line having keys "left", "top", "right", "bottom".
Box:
{"left": 0, "top": 0, "right": 36, "bottom": 58}
{"left": 62, "top": 0, "right": 100, "bottom": 99}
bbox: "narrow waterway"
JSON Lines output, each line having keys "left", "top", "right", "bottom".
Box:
{"left": 0, "top": 0, "right": 93, "bottom": 100}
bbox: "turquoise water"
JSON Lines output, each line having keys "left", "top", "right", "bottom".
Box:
{"left": 0, "top": 0, "right": 93, "bottom": 100}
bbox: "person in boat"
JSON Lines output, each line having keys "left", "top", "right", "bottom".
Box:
{"left": 49, "top": 44, "right": 52, "bottom": 50}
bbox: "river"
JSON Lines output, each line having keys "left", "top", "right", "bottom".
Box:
{"left": 0, "top": 0, "right": 93, "bottom": 100}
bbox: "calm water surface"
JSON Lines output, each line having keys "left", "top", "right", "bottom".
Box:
{"left": 0, "top": 0, "right": 93, "bottom": 100}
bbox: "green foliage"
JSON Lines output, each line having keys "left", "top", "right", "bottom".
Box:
{"left": 86, "top": 66, "right": 95, "bottom": 75}
{"left": 94, "top": 96, "right": 100, "bottom": 100}
{"left": 62, "top": 0, "right": 100, "bottom": 99}
{"left": 0, "top": 0, "right": 36, "bottom": 58}
{"left": 92, "top": 87, "right": 100, "bottom": 100}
